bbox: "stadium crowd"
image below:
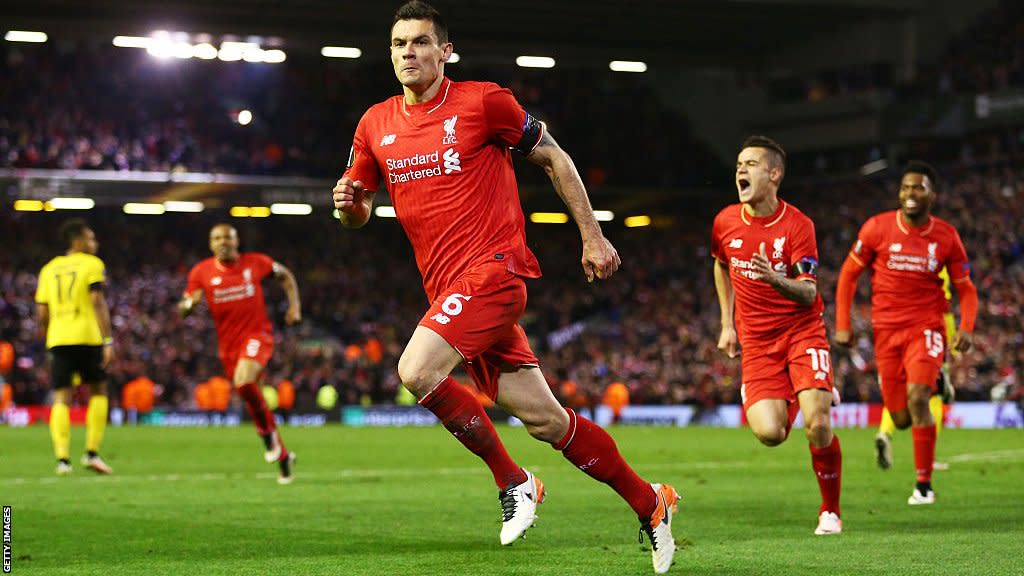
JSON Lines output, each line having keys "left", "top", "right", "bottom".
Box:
{"left": 0, "top": 40, "right": 719, "bottom": 188}
{"left": 1, "top": 0, "right": 1021, "bottom": 414}
{"left": 1, "top": 157, "right": 1021, "bottom": 412}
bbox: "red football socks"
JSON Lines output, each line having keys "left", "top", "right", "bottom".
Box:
{"left": 912, "top": 425, "right": 937, "bottom": 484}
{"left": 419, "top": 376, "right": 526, "bottom": 489}
{"left": 237, "top": 382, "right": 275, "bottom": 436}
{"left": 553, "top": 408, "right": 657, "bottom": 519}
{"left": 810, "top": 434, "right": 842, "bottom": 516}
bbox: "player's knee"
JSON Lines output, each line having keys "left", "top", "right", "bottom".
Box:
{"left": 804, "top": 417, "right": 832, "bottom": 446}
{"left": 397, "top": 354, "right": 444, "bottom": 398}
{"left": 521, "top": 407, "right": 569, "bottom": 443}
{"left": 754, "top": 429, "right": 787, "bottom": 447}
{"left": 891, "top": 410, "right": 912, "bottom": 429}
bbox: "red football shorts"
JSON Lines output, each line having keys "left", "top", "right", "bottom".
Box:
{"left": 740, "top": 318, "right": 834, "bottom": 411}
{"left": 418, "top": 263, "right": 539, "bottom": 401}
{"left": 873, "top": 324, "right": 945, "bottom": 413}
{"left": 221, "top": 332, "right": 274, "bottom": 380}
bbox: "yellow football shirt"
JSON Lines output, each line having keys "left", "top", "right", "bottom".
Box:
{"left": 35, "top": 253, "right": 106, "bottom": 348}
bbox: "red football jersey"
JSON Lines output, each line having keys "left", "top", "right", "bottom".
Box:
{"left": 711, "top": 200, "right": 826, "bottom": 343}
{"left": 848, "top": 210, "right": 971, "bottom": 330}
{"left": 344, "top": 77, "right": 542, "bottom": 301}
{"left": 185, "top": 253, "right": 275, "bottom": 352}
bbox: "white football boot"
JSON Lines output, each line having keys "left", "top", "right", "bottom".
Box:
{"left": 814, "top": 511, "right": 842, "bottom": 535}
{"left": 640, "top": 483, "right": 680, "bottom": 574}
{"left": 499, "top": 468, "right": 546, "bottom": 545}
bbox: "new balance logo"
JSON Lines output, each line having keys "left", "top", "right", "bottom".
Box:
{"left": 380, "top": 134, "right": 397, "bottom": 146}
{"left": 443, "top": 148, "right": 461, "bottom": 174}
{"left": 430, "top": 313, "right": 450, "bottom": 325}
{"left": 889, "top": 243, "right": 902, "bottom": 252}
{"left": 728, "top": 238, "right": 743, "bottom": 249}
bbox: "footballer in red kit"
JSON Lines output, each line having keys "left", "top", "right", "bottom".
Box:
{"left": 713, "top": 135, "right": 843, "bottom": 536}
{"left": 835, "top": 161, "right": 978, "bottom": 505}
{"left": 179, "top": 224, "right": 303, "bottom": 484}
{"left": 333, "top": 2, "right": 679, "bottom": 573}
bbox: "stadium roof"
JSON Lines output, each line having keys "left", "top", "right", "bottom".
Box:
{"left": 5, "top": 0, "right": 922, "bottom": 68}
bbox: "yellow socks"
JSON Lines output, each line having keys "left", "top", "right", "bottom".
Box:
{"left": 86, "top": 395, "right": 109, "bottom": 453}
{"left": 50, "top": 402, "right": 71, "bottom": 460}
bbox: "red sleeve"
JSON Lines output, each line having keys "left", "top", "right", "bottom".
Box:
{"left": 342, "top": 111, "right": 382, "bottom": 192}
{"left": 185, "top": 263, "right": 204, "bottom": 295}
{"left": 710, "top": 211, "right": 725, "bottom": 262}
{"left": 790, "top": 216, "right": 819, "bottom": 282}
{"left": 946, "top": 228, "right": 977, "bottom": 331}
{"left": 252, "top": 253, "right": 275, "bottom": 280}
{"left": 482, "top": 84, "right": 532, "bottom": 148}
{"left": 848, "top": 217, "right": 878, "bottom": 268}
{"left": 835, "top": 255, "right": 866, "bottom": 332}
{"left": 945, "top": 228, "right": 972, "bottom": 283}
{"left": 955, "top": 277, "right": 978, "bottom": 332}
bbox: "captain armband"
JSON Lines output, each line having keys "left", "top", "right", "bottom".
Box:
{"left": 513, "top": 114, "right": 545, "bottom": 156}
{"left": 792, "top": 257, "right": 818, "bottom": 279}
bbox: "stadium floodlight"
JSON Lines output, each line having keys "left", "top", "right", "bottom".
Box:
{"left": 624, "top": 215, "right": 651, "bottom": 228}
{"left": 192, "top": 43, "right": 218, "bottom": 60}
{"left": 447, "top": 52, "right": 460, "bottom": 63}
{"left": 230, "top": 206, "right": 251, "bottom": 217}
{"left": 112, "top": 36, "right": 151, "bottom": 49}
{"left": 123, "top": 203, "right": 166, "bottom": 215}
{"left": 171, "top": 42, "right": 195, "bottom": 59}
{"left": 249, "top": 206, "right": 271, "bottom": 217}
{"left": 236, "top": 110, "right": 253, "bottom": 125}
{"left": 516, "top": 56, "right": 555, "bottom": 69}
{"left": 13, "top": 200, "right": 44, "bottom": 211}
{"left": 163, "top": 201, "right": 204, "bottom": 213}
{"left": 242, "top": 47, "right": 264, "bottom": 63}
{"left": 261, "top": 49, "right": 286, "bottom": 63}
{"left": 860, "top": 159, "right": 888, "bottom": 176}
{"left": 321, "top": 46, "right": 362, "bottom": 59}
{"left": 374, "top": 206, "right": 397, "bottom": 218}
{"left": 270, "top": 203, "right": 313, "bottom": 216}
{"left": 219, "top": 41, "right": 256, "bottom": 62}
{"left": 49, "top": 197, "right": 95, "bottom": 210}
{"left": 5, "top": 30, "right": 47, "bottom": 43}
{"left": 593, "top": 210, "right": 615, "bottom": 222}
{"left": 609, "top": 60, "right": 647, "bottom": 73}
{"left": 530, "top": 212, "right": 569, "bottom": 224}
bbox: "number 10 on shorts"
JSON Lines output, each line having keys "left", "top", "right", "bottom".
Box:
{"left": 806, "top": 348, "right": 831, "bottom": 380}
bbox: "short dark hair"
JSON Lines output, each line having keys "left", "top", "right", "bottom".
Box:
{"left": 741, "top": 135, "right": 787, "bottom": 172}
{"left": 58, "top": 218, "right": 90, "bottom": 248}
{"left": 393, "top": 1, "right": 448, "bottom": 44}
{"left": 903, "top": 160, "right": 940, "bottom": 192}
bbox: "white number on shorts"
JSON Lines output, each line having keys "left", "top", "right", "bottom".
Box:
{"left": 441, "top": 293, "right": 472, "bottom": 316}
{"left": 923, "top": 329, "right": 944, "bottom": 358}
{"left": 246, "top": 338, "right": 261, "bottom": 357}
{"left": 805, "top": 348, "right": 831, "bottom": 373}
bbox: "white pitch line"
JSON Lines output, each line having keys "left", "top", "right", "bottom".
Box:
{"left": 4, "top": 459, "right": 765, "bottom": 486}
{"left": 948, "top": 448, "right": 1024, "bottom": 463}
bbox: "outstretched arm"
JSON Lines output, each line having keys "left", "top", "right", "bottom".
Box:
{"left": 90, "top": 286, "right": 114, "bottom": 368}
{"left": 333, "top": 176, "right": 376, "bottom": 229}
{"left": 527, "top": 131, "right": 620, "bottom": 282}
{"left": 951, "top": 276, "right": 978, "bottom": 353}
{"left": 834, "top": 255, "right": 866, "bottom": 346}
{"left": 178, "top": 288, "right": 204, "bottom": 318}
{"left": 714, "top": 259, "right": 739, "bottom": 358}
{"left": 273, "top": 262, "right": 302, "bottom": 325}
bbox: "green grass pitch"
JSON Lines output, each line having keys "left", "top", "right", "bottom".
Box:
{"left": 1, "top": 425, "right": 1021, "bottom": 575}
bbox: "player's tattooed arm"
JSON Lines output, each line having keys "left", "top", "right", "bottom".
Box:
{"left": 750, "top": 243, "right": 817, "bottom": 305}
{"left": 527, "top": 131, "right": 620, "bottom": 282}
